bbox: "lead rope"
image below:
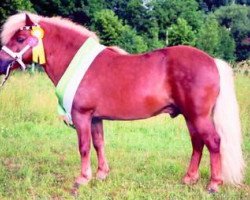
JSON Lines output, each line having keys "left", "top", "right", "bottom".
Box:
{"left": 0, "top": 62, "right": 14, "bottom": 87}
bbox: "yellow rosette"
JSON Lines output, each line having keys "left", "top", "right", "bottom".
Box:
{"left": 31, "top": 26, "right": 46, "bottom": 64}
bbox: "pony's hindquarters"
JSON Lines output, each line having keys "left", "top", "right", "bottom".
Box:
{"left": 213, "top": 58, "right": 245, "bottom": 185}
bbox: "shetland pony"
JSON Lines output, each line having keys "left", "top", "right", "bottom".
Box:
{"left": 0, "top": 13, "right": 244, "bottom": 193}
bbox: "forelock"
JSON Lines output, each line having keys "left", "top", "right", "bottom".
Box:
{"left": 1, "top": 12, "right": 41, "bottom": 45}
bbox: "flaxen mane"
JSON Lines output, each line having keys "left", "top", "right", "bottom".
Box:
{"left": 1, "top": 12, "right": 128, "bottom": 55}
{"left": 1, "top": 12, "right": 99, "bottom": 45}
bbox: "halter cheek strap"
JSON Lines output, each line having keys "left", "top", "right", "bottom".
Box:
{"left": 1, "top": 44, "right": 31, "bottom": 70}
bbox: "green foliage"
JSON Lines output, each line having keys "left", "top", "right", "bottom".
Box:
{"left": 31, "top": 0, "right": 75, "bottom": 16}
{"left": 217, "top": 27, "right": 236, "bottom": 61}
{"left": 0, "top": 0, "right": 34, "bottom": 27}
{"left": 30, "top": 0, "right": 107, "bottom": 25}
{"left": 236, "top": 0, "right": 250, "bottom": 5}
{"left": 168, "top": 18, "right": 196, "bottom": 46}
{"left": 86, "top": 0, "right": 107, "bottom": 18}
{"left": 118, "top": 26, "right": 148, "bottom": 53}
{"left": 103, "top": 0, "right": 161, "bottom": 50}
{"left": 196, "top": 16, "right": 220, "bottom": 56}
{"left": 106, "top": 0, "right": 147, "bottom": 31}
{"left": 214, "top": 4, "right": 250, "bottom": 30}
{"left": 144, "top": 25, "right": 165, "bottom": 51}
{"left": 150, "top": 0, "right": 204, "bottom": 40}
{"left": 93, "top": 9, "right": 147, "bottom": 53}
{"left": 92, "top": 9, "right": 123, "bottom": 45}
{"left": 214, "top": 4, "right": 250, "bottom": 60}
{"left": 196, "top": 15, "right": 236, "bottom": 60}
{"left": 197, "top": 0, "right": 235, "bottom": 11}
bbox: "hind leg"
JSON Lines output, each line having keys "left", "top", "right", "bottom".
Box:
{"left": 91, "top": 118, "right": 110, "bottom": 180}
{"left": 187, "top": 116, "right": 223, "bottom": 192}
{"left": 183, "top": 120, "right": 204, "bottom": 184}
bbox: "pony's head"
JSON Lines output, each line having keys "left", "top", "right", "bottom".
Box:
{"left": 0, "top": 12, "right": 100, "bottom": 78}
{"left": 0, "top": 13, "right": 41, "bottom": 76}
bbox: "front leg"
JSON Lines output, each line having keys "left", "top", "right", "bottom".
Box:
{"left": 91, "top": 118, "right": 110, "bottom": 180}
{"left": 72, "top": 110, "right": 92, "bottom": 187}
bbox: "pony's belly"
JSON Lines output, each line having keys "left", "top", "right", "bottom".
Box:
{"left": 94, "top": 96, "right": 173, "bottom": 120}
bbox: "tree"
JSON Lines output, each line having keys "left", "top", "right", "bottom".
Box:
{"left": 217, "top": 27, "right": 236, "bottom": 61}
{"left": 150, "top": 0, "right": 204, "bottom": 41}
{"left": 118, "top": 26, "right": 148, "bottom": 53}
{"left": 236, "top": 0, "right": 250, "bottom": 5}
{"left": 197, "top": 0, "right": 235, "bottom": 11}
{"left": 168, "top": 18, "right": 196, "bottom": 46}
{"left": 92, "top": 9, "right": 147, "bottom": 53}
{"left": 30, "top": 0, "right": 107, "bottom": 26}
{"left": 115, "top": 0, "right": 164, "bottom": 51}
{"left": 196, "top": 16, "right": 220, "bottom": 56}
{"left": 105, "top": 0, "right": 127, "bottom": 17}
{"left": 93, "top": 9, "right": 122, "bottom": 44}
{"left": 144, "top": 25, "right": 165, "bottom": 51}
{"left": 123, "top": 0, "right": 149, "bottom": 32}
{"left": 196, "top": 15, "right": 236, "bottom": 61}
{"left": 214, "top": 4, "right": 250, "bottom": 60}
{"left": 104, "top": 0, "right": 155, "bottom": 36}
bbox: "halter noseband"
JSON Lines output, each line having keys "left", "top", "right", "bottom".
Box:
{"left": 1, "top": 44, "right": 31, "bottom": 71}
{"left": 0, "top": 42, "right": 31, "bottom": 86}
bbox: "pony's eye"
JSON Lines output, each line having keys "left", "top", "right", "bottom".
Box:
{"left": 16, "top": 36, "right": 26, "bottom": 43}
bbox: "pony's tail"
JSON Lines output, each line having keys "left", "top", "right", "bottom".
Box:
{"left": 213, "top": 58, "right": 245, "bottom": 185}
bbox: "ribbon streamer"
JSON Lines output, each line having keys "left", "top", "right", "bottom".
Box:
{"left": 31, "top": 26, "right": 46, "bottom": 64}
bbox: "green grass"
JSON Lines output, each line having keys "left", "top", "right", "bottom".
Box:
{"left": 0, "top": 72, "right": 249, "bottom": 199}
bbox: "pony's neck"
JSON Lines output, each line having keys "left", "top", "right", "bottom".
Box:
{"left": 40, "top": 21, "right": 89, "bottom": 85}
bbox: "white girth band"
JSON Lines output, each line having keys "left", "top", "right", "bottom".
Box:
{"left": 55, "top": 37, "right": 106, "bottom": 125}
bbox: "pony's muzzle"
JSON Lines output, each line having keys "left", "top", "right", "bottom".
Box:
{"left": 0, "top": 59, "right": 13, "bottom": 75}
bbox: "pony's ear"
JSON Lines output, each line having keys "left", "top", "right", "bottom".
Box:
{"left": 25, "top": 14, "right": 35, "bottom": 26}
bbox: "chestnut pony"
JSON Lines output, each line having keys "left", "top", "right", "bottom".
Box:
{"left": 0, "top": 13, "right": 244, "bottom": 193}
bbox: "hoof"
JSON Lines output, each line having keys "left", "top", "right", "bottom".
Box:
{"left": 207, "top": 180, "right": 222, "bottom": 193}
{"left": 207, "top": 187, "right": 217, "bottom": 194}
{"left": 71, "top": 183, "right": 80, "bottom": 197}
{"left": 182, "top": 174, "right": 199, "bottom": 185}
{"left": 71, "top": 176, "right": 91, "bottom": 196}
{"left": 96, "top": 169, "right": 110, "bottom": 180}
{"left": 75, "top": 175, "right": 91, "bottom": 185}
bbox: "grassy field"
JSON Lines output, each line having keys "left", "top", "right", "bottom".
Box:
{"left": 0, "top": 72, "right": 249, "bottom": 199}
